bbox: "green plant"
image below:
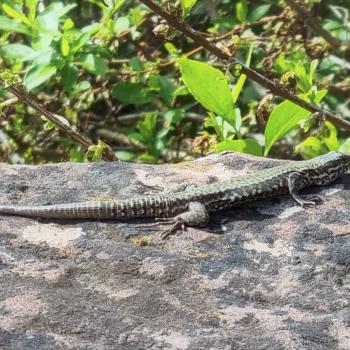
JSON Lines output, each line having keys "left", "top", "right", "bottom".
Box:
{"left": 1, "top": 0, "right": 349, "bottom": 164}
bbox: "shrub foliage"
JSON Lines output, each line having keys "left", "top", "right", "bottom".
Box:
{"left": 0, "top": 0, "right": 349, "bottom": 163}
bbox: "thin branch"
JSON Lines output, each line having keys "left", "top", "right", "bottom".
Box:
{"left": 106, "top": 14, "right": 286, "bottom": 80}
{"left": 214, "top": 14, "right": 288, "bottom": 41}
{"left": 5, "top": 84, "right": 117, "bottom": 162}
{"left": 138, "top": 0, "right": 350, "bottom": 131}
{"left": 117, "top": 111, "right": 203, "bottom": 122}
{"left": 0, "top": 97, "right": 18, "bottom": 108}
{"left": 97, "top": 128, "right": 146, "bottom": 149}
{"left": 284, "top": 0, "right": 343, "bottom": 53}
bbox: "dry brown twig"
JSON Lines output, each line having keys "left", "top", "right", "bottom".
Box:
{"left": 0, "top": 97, "right": 18, "bottom": 108}
{"left": 284, "top": 0, "right": 350, "bottom": 61}
{"left": 5, "top": 84, "right": 117, "bottom": 162}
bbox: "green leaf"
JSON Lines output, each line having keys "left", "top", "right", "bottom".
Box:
{"left": 159, "top": 76, "right": 175, "bottom": 106}
{"left": 164, "top": 42, "right": 179, "bottom": 57}
{"left": 1, "top": 4, "right": 32, "bottom": 26}
{"left": 129, "top": 7, "right": 144, "bottom": 26}
{"left": 113, "top": 17, "right": 130, "bottom": 34}
{"left": 113, "top": 0, "right": 126, "bottom": 12}
{"left": 339, "top": 138, "right": 350, "bottom": 153}
{"left": 35, "top": 10, "right": 59, "bottom": 33}
{"left": 0, "top": 15, "right": 31, "bottom": 35}
{"left": 216, "top": 139, "right": 262, "bottom": 156}
{"left": 43, "top": 120, "right": 56, "bottom": 131}
{"left": 173, "top": 85, "right": 189, "bottom": 96}
{"left": 127, "top": 131, "right": 144, "bottom": 144}
{"left": 61, "top": 64, "right": 78, "bottom": 92}
{"left": 294, "top": 60, "right": 315, "bottom": 93}
{"left": 129, "top": 57, "right": 144, "bottom": 71}
{"left": 61, "top": 37, "right": 70, "bottom": 57}
{"left": 24, "top": 64, "right": 57, "bottom": 90}
{"left": 133, "top": 112, "right": 164, "bottom": 158}
{"left": 100, "top": 0, "right": 125, "bottom": 11}
{"left": 236, "top": 0, "right": 248, "bottom": 23}
{"left": 25, "top": 0, "right": 39, "bottom": 22}
{"left": 0, "top": 44, "right": 39, "bottom": 61}
{"left": 34, "top": 2, "right": 76, "bottom": 34}
{"left": 60, "top": 4, "right": 78, "bottom": 16}
{"left": 180, "top": 0, "right": 197, "bottom": 16}
{"left": 232, "top": 43, "right": 254, "bottom": 104}
{"left": 323, "top": 121, "right": 339, "bottom": 151}
{"left": 178, "top": 58, "right": 236, "bottom": 124}
{"left": 69, "top": 147, "right": 86, "bottom": 162}
{"left": 80, "top": 54, "right": 108, "bottom": 75}
{"left": 148, "top": 75, "right": 175, "bottom": 106}
{"left": 215, "top": 116, "right": 236, "bottom": 140}
{"left": 309, "top": 59, "right": 318, "bottom": 87}
{"left": 137, "top": 112, "right": 157, "bottom": 142}
{"left": 138, "top": 153, "right": 158, "bottom": 163}
{"left": 111, "top": 83, "right": 155, "bottom": 104}
{"left": 63, "top": 18, "right": 74, "bottom": 30}
{"left": 31, "top": 33, "right": 53, "bottom": 50}
{"left": 27, "top": 49, "right": 55, "bottom": 66}
{"left": 43, "top": 2, "right": 77, "bottom": 18}
{"left": 249, "top": 4, "right": 271, "bottom": 21}
{"left": 264, "top": 89, "right": 327, "bottom": 155}
{"left": 115, "top": 150, "right": 136, "bottom": 161}
{"left": 86, "top": 140, "right": 107, "bottom": 162}
{"left": 72, "top": 80, "right": 91, "bottom": 94}
{"left": 71, "top": 32, "right": 92, "bottom": 53}
{"left": 205, "top": 113, "right": 224, "bottom": 141}
{"left": 0, "top": 70, "right": 22, "bottom": 87}
{"left": 295, "top": 136, "right": 325, "bottom": 159}
{"left": 233, "top": 108, "right": 242, "bottom": 132}
{"left": 164, "top": 109, "right": 186, "bottom": 125}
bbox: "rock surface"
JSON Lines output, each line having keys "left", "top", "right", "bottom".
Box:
{"left": 0, "top": 152, "right": 350, "bottom": 350}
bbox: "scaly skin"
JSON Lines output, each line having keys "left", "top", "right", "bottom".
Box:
{"left": 1, "top": 151, "right": 349, "bottom": 238}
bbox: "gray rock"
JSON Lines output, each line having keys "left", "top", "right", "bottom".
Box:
{"left": 0, "top": 152, "right": 350, "bottom": 350}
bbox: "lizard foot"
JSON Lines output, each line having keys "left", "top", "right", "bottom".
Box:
{"left": 295, "top": 194, "right": 323, "bottom": 208}
{"left": 288, "top": 172, "right": 323, "bottom": 209}
{"left": 135, "top": 202, "right": 209, "bottom": 240}
{"left": 160, "top": 219, "right": 185, "bottom": 240}
{"left": 159, "top": 201, "right": 209, "bottom": 240}
{"left": 136, "top": 217, "right": 186, "bottom": 240}
{"left": 134, "top": 217, "right": 180, "bottom": 229}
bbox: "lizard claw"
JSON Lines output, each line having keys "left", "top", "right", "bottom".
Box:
{"left": 137, "top": 201, "right": 208, "bottom": 240}
{"left": 300, "top": 195, "right": 323, "bottom": 208}
{"left": 134, "top": 221, "right": 162, "bottom": 229}
{"left": 160, "top": 219, "right": 185, "bottom": 240}
{"left": 155, "top": 217, "right": 176, "bottom": 223}
{"left": 134, "top": 217, "right": 182, "bottom": 239}
{"left": 300, "top": 201, "right": 317, "bottom": 208}
{"left": 134, "top": 217, "right": 175, "bottom": 229}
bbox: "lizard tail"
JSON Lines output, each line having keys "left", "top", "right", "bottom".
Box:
{"left": 0, "top": 202, "right": 117, "bottom": 219}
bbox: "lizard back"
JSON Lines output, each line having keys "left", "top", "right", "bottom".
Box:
{"left": 0, "top": 151, "right": 349, "bottom": 219}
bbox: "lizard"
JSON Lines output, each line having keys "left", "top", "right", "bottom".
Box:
{"left": 0, "top": 151, "right": 349, "bottom": 239}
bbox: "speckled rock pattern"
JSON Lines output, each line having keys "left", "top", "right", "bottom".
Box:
{"left": 0, "top": 152, "right": 349, "bottom": 350}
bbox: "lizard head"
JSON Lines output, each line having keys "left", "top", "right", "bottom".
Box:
{"left": 319, "top": 151, "right": 350, "bottom": 164}
{"left": 317, "top": 151, "right": 350, "bottom": 179}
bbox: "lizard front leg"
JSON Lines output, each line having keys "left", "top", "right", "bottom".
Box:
{"left": 287, "top": 172, "right": 322, "bottom": 207}
{"left": 158, "top": 201, "right": 209, "bottom": 240}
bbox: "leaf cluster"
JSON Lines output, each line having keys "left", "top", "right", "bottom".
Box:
{"left": 0, "top": 0, "right": 349, "bottom": 164}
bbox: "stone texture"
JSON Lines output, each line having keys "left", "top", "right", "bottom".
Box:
{"left": 0, "top": 152, "right": 350, "bottom": 350}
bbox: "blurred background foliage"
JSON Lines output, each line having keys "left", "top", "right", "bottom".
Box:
{"left": 0, "top": 0, "right": 349, "bottom": 164}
